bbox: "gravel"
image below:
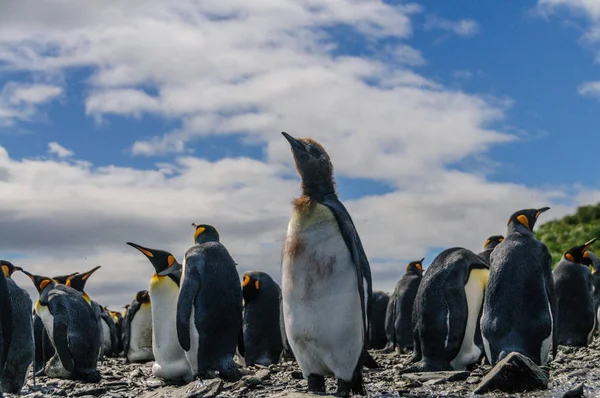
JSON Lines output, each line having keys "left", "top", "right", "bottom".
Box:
{"left": 9, "top": 337, "right": 600, "bottom": 397}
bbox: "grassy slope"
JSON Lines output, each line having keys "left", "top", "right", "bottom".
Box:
{"left": 535, "top": 202, "right": 600, "bottom": 267}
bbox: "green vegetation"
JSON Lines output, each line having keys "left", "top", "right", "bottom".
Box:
{"left": 536, "top": 202, "right": 600, "bottom": 267}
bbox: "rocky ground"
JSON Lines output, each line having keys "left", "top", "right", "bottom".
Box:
{"left": 8, "top": 339, "right": 600, "bottom": 398}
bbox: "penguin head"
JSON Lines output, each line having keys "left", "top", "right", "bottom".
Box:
{"left": 282, "top": 132, "right": 335, "bottom": 197}
{"left": 52, "top": 272, "right": 79, "bottom": 285}
{"left": 506, "top": 207, "right": 550, "bottom": 235}
{"left": 136, "top": 290, "right": 150, "bottom": 304}
{"left": 242, "top": 272, "right": 262, "bottom": 302}
{"left": 20, "top": 270, "right": 56, "bottom": 295}
{"left": 192, "top": 223, "right": 220, "bottom": 245}
{"left": 65, "top": 265, "right": 101, "bottom": 292}
{"left": 405, "top": 258, "right": 424, "bottom": 274}
{"left": 585, "top": 251, "right": 600, "bottom": 273}
{"left": 483, "top": 235, "right": 504, "bottom": 250}
{"left": 126, "top": 242, "right": 178, "bottom": 275}
{"left": 564, "top": 238, "right": 598, "bottom": 265}
{"left": 0, "top": 260, "right": 22, "bottom": 277}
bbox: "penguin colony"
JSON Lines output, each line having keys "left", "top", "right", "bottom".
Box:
{"left": 0, "top": 132, "right": 599, "bottom": 397}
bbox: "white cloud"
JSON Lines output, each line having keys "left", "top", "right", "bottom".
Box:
{"left": 423, "top": 16, "right": 480, "bottom": 37}
{"left": 0, "top": 1, "right": 594, "bottom": 308}
{"left": 47, "top": 142, "right": 74, "bottom": 158}
{"left": 0, "top": 82, "right": 62, "bottom": 126}
{"left": 0, "top": 145, "right": 581, "bottom": 308}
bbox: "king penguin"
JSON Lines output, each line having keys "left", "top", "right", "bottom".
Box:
{"left": 407, "top": 248, "right": 488, "bottom": 372}
{"left": 122, "top": 290, "right": 154, "bottom": 363}
{"left": 385, "top": 259, "right": 424, "bottom": 354}
{"left": 0, "top": 261, "right": 34, "bottom": 394}
{"left": 0, "top": 263, "right": 12, "bottom": 398}
{"left": 33, "top": 272, "right": 77, "bottom": 376}
{"left": 239, "top": 271, "right": 284, "bottom": 367}
{"left": 477, "top": 235, "right": 504, "bottom": 264}
{"left": 553, "top": 238, "right": 598, "bottom": 346}
{"left": 126, "top": 242, "right": 192, "bottom": 382}
{"left": 65, "top": 267, "right": 105, "bottom": 359}
{"left": 159, "top": 223, "right": 243, "bottom": 382}
{"left": 480, "top": 207, "right": 557, "bottom": 366}
{"left": 280, "top": 132, "right": 373, "bottom": 397}
{"left": 98, "top": 306, "right": 118, "bottom": 357}
{"left": 586, "top": 251, "right": 600, "bottom": 332}
{"left": 368, "top": 291, "right": 390, "bottom": 350}
{"left": 109, "top": 310, "right": 124, "bottom": 355}
{"left": 21, "top": 270, "right": 101, "bottom": 382}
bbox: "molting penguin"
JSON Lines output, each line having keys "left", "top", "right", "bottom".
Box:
{"left": 477, "top": 235, "right": 504, "bottom": 264}
{"left": 480, "top": 207, "right": 556, "bottom": 366}
{"left": 385, "top": 259, "right": 424, "bottom": 354}
{"left": 553, "top": 238, "right": 598, "bottom": 346}
{"left": 280, "top": 132, "right": 372, "bottom": 397}
{"left": 0, "top": 263, "right": 12, "bottom": 398}
{"left": 159, "top": 224, "right": 242, "bottom": 382}
{"left": 33, "top": 272, "right": 77, "bottom": 376}
{"left": 21, "top": 270, "right": 101, "bottom": 382}
{"left": 122, "top": 290, "right": 154, "bottom": 363}
{"left": 239, "top": 271, "right": 284, "bottom": 367}
{"left": 0, "top": 261, "right": 34, "bottom": 394}
{"left": 65, "top": 267, "right": 105, "bottom": 359}
{"left": 368, "top": 291, "right": 390, "bottom": 350}
{"left": 127, "top": 242, "right": 191, "bottom": 381}
{"left": 406, "top": 249, "right": 488, "bottom": 372}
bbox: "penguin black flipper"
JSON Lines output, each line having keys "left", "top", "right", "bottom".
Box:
{"left": 237, "top": 320, "right": 245, "bottom": 358}
{"left": 320, "top": 194, "right": 372, "bottom": 334}
{"left": 0, "top": 270, "right": 13, "bottom": 378}
{"left": 123, "top": 302, "right": 140, "bottom": 355}
{"left": 443, "top": 273, "right": 469, "bottom": 362}
{"left": 542, "top": 248, "right": 558, "bottom": 359}
{"left": 48, "top": 299, "right": 75, "bottom": 373}
{"left": 176, "top": 260, "right": 201, "bottom": 352}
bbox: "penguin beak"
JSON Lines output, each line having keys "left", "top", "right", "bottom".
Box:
{"left": 535, "top": 207, "right": 550, "bottom": 218}
{"left": 583, "top": 238, "right": 598, "bottom": 253}
{"left": 81, "top": 265, "right": 101, "bottom": 280}
{"left": 282, "top": 132, "right": 306, "bottom": 153}
{"left": 126, "top": 242, "right": 155, "bottom": 258}
{"left": 419, "top": 257, "right": 425, "bottom": 263}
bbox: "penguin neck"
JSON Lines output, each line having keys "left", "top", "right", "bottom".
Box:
{"left": 507, "top": 222, "right": 535, "bottom": 237}
{"left": 300, "top": 176, "right": 336, "bottom": 202}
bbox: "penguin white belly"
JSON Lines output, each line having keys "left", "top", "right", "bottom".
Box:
{"left": 449, "top": 268, "right": 488, "bottom": 370}
{"left": 36, "top": 302, "right": 70, "bottom": 377}
{"left": 540, "top": 300, "right": 553, "bottom": 366}
{"left": 150, "top": 276, "right": 192, "bottom": 381}
{"left": 282, "top": 207, "right": 363, "bottom": 382}
{"left": 185, "top": 305, "right": 200, "bottom": 377}
{"left": 101, "top": 318, "right": 112, "bottom": 354}
{"left": 128, "top": 304, "right": 154, "bottom": 362}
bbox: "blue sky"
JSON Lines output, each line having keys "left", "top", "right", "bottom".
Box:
{"left": 1, "top": 0, "right": 600, "bottom": 306}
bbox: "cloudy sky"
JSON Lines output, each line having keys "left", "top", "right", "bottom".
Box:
{"left": 2, "top": 0, "right": 600, "bottom": 308}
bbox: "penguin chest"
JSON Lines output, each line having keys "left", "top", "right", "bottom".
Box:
{"left": 149, "top": 277, "right": 182, "bottom": 356}
{"left": 131, "top": 304, "right": 153, "bottom": 350}
{"left": 282, "top": 203, "right": 356, "bottom": 297}
{"left": 36, "top": 301, "right": 55, "bottom": 344}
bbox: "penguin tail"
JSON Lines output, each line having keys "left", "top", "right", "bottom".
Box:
{"left": 398, "top": 357, "right": 452, "bottom": 374}
{"left": 362, "top": 351, "right": 380, "bottom": 369}
{"left": 74, "top": 368, "right": 102, "bottom": 383}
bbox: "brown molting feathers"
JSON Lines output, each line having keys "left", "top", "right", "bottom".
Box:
{"left": 293, "top": 195, "right": 313, "bottom": 213}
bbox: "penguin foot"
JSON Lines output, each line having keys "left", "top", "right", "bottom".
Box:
{"left": 334, "top": 379, "right": 351, "bottom": 397}
{"left": 362, "top": 352, "right": 380, "bottom": 369}
{"left": 398, "top": 359, "right": 452, "bottom": 374}
{"left": 307, "top": 374, "right": 325, "bottom": 393}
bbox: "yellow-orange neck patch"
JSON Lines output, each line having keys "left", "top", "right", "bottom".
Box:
{"left": 516, "top": 215, "right": 530, "bottom": 230}
{"left": 194, "top": 227, "right": 206, "bottom": 242}
{"left": 242, "top": 275, "right": 250, "bottom": 287}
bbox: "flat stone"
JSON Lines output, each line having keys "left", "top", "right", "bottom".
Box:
{"left": 185, "top": 379, "right": 224, "bottom": 398}
{"left": 270, "top": 393, "right": 337, "bottom": 398}
{"left": 243, "top": 376, "right": 262, "bottom": 386}
{"left": 401, "top": 370, "right": 470, "bottom": 384}
{"left": 71, "top": 387, "right": 107, "bottom": 397}
{"left": 473, "top": 352, "right": 549, "bottom": 394}
{"left": 561, "top": 383, "right": 585, "bottom": 398}
{"left": 255, "top": 369, "right": 271, "bottom": 381}
{"left": 466, "top": 376, "right": 481, "bottom": 384}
